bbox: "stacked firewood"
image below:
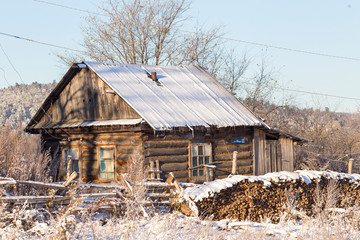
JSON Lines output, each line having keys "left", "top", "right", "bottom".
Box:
{"left": 183, "top": 172, "right": 360, "bottom": 222}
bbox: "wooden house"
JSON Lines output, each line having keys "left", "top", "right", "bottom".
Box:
{"left": 25, "top": 62, "right": 304, "bottom": 183}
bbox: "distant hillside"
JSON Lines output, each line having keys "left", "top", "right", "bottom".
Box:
{"left": 0, "top": 82, "right": 57, "bottom": 126}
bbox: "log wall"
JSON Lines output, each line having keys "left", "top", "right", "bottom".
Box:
{"left": 143, "top": 134, "right": 190, "bottom": 182}
{"left": 43, "top": 129, "right": 143, "bottom": 183}
{"left": 265, "top": 140, "right": 282, "bottom": 172}
{"left": 43, "top": 127, "right": 256, "bottom": 183}
{"left": 143, "top": 128, "right": 254, "bottom": 183}
{"left": 36, "top": 68, "right": 140, "bottom": 127}
{"left": 253, "top": 128, "right": 267, "bottom": 175}
{"left": 280, "top": 136, "right": 294, "bottom": 171}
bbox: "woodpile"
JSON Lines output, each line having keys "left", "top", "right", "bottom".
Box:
{"left": 182, "top": 171, "right": 360, "bottom": 222}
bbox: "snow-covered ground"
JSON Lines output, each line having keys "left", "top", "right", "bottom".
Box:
{"left": 1, "top": 170, "right": 360, "bottom": 239}
{"left": 1, "top": 210, "right": 359, "bottom": 239}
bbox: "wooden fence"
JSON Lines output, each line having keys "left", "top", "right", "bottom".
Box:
{"left": 0, "top": 172, "right": 189, "bottom": 216}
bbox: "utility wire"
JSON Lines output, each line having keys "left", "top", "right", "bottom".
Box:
{"left": 1, "top": 30, "right": 359, "bottom": 102}
{"left": 0, "top": 43, "right": 24, "bottom": 84}
{"left": 238, "top": 81, "right": 360, "bottom": 101}
{"left": 33, "top": 0, "right": 106, "bottom": 16}
{"left": 222, "top": 37, "right": 360, "bottom": 62}
{"left": 0, "top": 66, "right": 11, "bottom": 87}
{"left": 0, "top": 43, "right": 70, "bottom": 138}
{"left": 0, "top": 32, "right": 85, "bottom": 53}
{"left": 32, "top": 0, "right": 360, "bottom": 62}
{"left": 10, "top": 1, "right": 360, "bottom": 64}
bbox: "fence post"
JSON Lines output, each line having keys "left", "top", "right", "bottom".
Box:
{"left": 149, "top": 160, "right": 155, "bottom": 179}
{"left": 232, "top": 151, "right": 238, "bottom": 175}
{"left": 348, "top": 158, "right": 354, "bottom": 174}
{"left": 205, "top": 166, "right": 209, "bottom": 182}
{"left": 155, "top": 160, "right": 160, "bottom": 179}
{"left": 66, "top": 156, "right": 72, "bottom": 179}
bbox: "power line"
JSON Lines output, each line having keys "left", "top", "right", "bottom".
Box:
{"left": 275, "top": 86, "right": 360, "bottom": 101}
{"left": 0, "top": 43, "right": 24, "bottom": 84}
{"left": 31, "top": 1, "right": 360, "bottom": 62}
{"left": 239, "top": 81, "right": 360, "bottom": 101}
{"left": 33, "top": 0, "right": 106, "bottom": 16}
{"left": 1, "top": 30, "right": 358, "bottom": 102}
{"left": 222, "top": 37, "right": 360, "bottom": 62}
{"left": 0, "top": 42, "right": 70, "bottom": 138}
{"left": 0, "top": 32, "right": 85, "bottom": 53}
{"left": 0, "top": 66, "right": 11, "bottom": 86}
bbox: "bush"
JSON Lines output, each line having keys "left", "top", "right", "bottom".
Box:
{"left": 0, "top": 124, "right": 51, "bottom": 182}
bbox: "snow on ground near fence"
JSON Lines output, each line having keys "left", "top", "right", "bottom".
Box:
{"left": 2, "top": 212, "right": 359, "bottom": 239}
{"left": 183, "top": 170, "right": 360, "bottom": 203}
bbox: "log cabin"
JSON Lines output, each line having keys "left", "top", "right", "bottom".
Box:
{"left": 25, "top": 62, "right": 305, "bottom": 183}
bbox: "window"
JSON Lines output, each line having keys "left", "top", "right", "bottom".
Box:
{"left": 190, "top": 143, "right": 212, "bottom": 178}
{"left": 64, "top": 148, "right": 79, "bottom": 175}
{"left": 99, "top": 148, "right": 115, "bottom": 180}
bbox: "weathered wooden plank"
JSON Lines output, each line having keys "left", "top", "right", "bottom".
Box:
{"left": 117, "top": 154, "right": 139, "bottom": 161}
{"left": 116, "top": 145, "right": 140, "bottom": 154}
{"left": 214, "top": 151, "right": 252, "bottom": 161}
{"left": 214, "top": 168, "right": 231, "bottom": 176}
{"left": 170, "top": 171, "right": 188, "bottom": 179}
{"left": 175, "top": 178, "right": 188, "bottom": 183}
{"left": 214, "top": 160, "right": 253, "bottom": 169}
{"left": 80, "top": 139, "right": 141, "bottom": 146}
{"left": 145, "top": 155, "right": 188, "bottom": 164}
{"left": 2, "top": 192, "right": 117, "bottom": 204}
{"left": 143, "top": 140, "right": 189, "bottom": 148}
{"left": 214, "top": 166, "right": 253, "bottom": 176}
{"left": 83, "top": 161, "right": 98, "bottom": 169}
{"left": 82, "top": 152, "right": 97, "bottom": 157}
{"left": 237, "top": 166, "right": 253, "bottom": 174}
{"left": 160, "top": 163, "right": 189, "bottom": 172}
{"left": 144, "top": 134, "right": 193, "bottom": 141}
{"left": 82, "top": 169, "right": 98, "bottom": 177}
{"left": 162, "top": 171, "right": 189, "bottom": 179}
{"left": 82, "top": 155, "right": 97, "bottom": 161}
{"left": 144, "top": 148, "right": 188, "bottom": 157}
{"left": 214, "top": 137, "right": 252, "bottom": 146}
{"left": 213, "top": 145, "right": 252, "bottom": 154}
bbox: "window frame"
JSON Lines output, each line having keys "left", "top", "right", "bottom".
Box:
{"left": 189, "top": 143, "right": 212, "bottom": 179}
{"left": 97, "top": 146, "right": 116, "bottom": 181}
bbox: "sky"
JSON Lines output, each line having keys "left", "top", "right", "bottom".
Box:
{"left": 0, "top": 0, "right": 359, "bottom": 113}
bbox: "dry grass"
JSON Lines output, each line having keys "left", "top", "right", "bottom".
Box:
{"left": 1, "top": 125, "right": 359, "bottom": 239}
{"left": 0, "top": 124, "right": 51, "bottom": 183}
{"left": 0, "top": 180, "right": 360, "bottom": 239}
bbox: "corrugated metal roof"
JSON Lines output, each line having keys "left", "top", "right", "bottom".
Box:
{"left": 84, "top": 62, "right": 264, "bottom": 130}
{"left": 266, "top": 128, "right": 310, "bottom": 143}
{"left": 41, "top": 119, "right": 144, "bottom": 129}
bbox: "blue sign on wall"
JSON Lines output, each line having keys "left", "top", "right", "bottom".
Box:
{"left": 233, "top": 138, "right": 246, "bottom": 144}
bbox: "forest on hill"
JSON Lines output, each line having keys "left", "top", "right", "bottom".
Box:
{"left": 0, "top": 82, "right": 56, "bottom": 126}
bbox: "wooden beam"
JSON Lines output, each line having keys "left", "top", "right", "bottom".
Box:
{"left": 348, "top": 158, "right": 354, "bottom": 174}
{"left": 232, "top": 151, "right": 238, "bottom": 175}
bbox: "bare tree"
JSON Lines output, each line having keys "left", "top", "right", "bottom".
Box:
{"left": 218, "top": 50, "right": 250, "bottom": 95}
{"left": 243, "top": 58, "right": 278, "bottom": 112}
{"left": 81, "top": 0, "right": 222, "bottom": 66}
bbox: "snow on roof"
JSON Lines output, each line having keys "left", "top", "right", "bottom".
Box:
{"left": 84, "top": 62, "right": 264, "bottom": 131}
{"left": 183, "top": 170, "right": 360, "bottom": 203}
{"left": 40, "top": 118, "right": 144, "bottom": 129}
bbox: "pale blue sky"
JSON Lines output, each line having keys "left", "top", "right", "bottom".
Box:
{"left": 0, "top": 0, "right": 359, "bottom": 112}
